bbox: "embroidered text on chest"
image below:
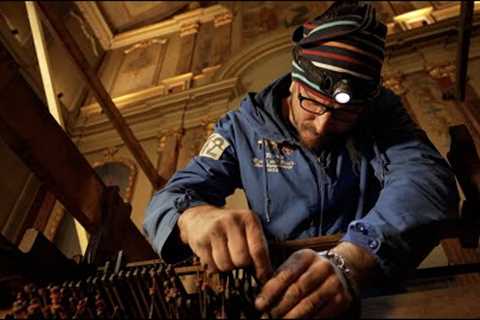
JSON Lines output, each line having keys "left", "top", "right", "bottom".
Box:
{"left": 253, "top": 140, "right": 295, "bottom": 172}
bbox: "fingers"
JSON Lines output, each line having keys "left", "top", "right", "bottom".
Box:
{"left": 245, "top": 214, "right": 273, "bottom": 283}
{"left": 195, "top": 242, "right": 217, "bottom": 273}
{"left": 186, "top": 209, "right": 270, "bottom": 277}
{"left": 255, "top": 250, "right": 316, "bottom": 312}
{"left": 210, "top": 229, "right": 234, "bottom": 272}
{"left": 269, "top": 259, "right": 331, "bottom": 317}
{"left": 283, "top": 273, "right": 350, "bottom": 319}
{"left": 225, "top": 218, "right": 252, "bottom": 268}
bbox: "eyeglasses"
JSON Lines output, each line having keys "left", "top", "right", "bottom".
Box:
{"left": 297, "top": 93, "right": 364, "bottom": 117}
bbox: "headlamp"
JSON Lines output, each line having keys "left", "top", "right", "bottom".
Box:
{"left": 332, "top": 79, "right": 351, "bottom": 104}
{"left": 293, "top": 52, "right": 381, "bottom": 104}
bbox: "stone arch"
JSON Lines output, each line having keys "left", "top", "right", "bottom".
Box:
{"left": 92, "top": 158, "right": 138, "bottom": 203}
{"left": 215, "top": 28, "right": 294, "bottom": 98}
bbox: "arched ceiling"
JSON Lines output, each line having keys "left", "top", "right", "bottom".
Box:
{"left": 0, "top": 1, "right": 477, "bottom": 137}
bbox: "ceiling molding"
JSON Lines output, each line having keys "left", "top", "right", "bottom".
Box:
{"left": 215, "top": 13, "right": 480, "bottom": 83}
{"left": 109, "top": 4, "right": 231, "bottom": 50}
{"left": 78, "top": 75, "right": 237, "bottom": 117}
{"left": 71, "top": 77, "right": 238, "bottom": 148}
{"left": 74, "top": 1, "right": 113, "bottom": 50}
{"left": 74, "top": 3, "right": 231, "bottom": 51}
{"left": 74, "top": 94, "right": 233, "bottom": 155}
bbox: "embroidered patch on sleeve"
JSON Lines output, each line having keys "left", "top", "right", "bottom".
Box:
{"left": 199, "top": 133, "right": 231, "bottom": 160}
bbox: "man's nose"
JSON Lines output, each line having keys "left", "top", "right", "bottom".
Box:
{"left": 313, "top": 112, "right": 332, "bottom": 133}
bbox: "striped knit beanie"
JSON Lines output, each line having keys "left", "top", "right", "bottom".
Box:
{"left": 292, "top": 1, "right": 387, "bottom": 103}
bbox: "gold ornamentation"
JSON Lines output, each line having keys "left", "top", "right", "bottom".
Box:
{"left": 201, "top": 119, "right": 216, "bottom": 136}
{"left": 157, "top": 134, "right": 168, "bottom": 153}
{"left": 206, "top": 122, "right": 216, "bottom": 136}
{"left": 157, "top": 129, "right": 184, "bottom": 153}
{"left": 383, "top": 74, "right": 408, "bottom": 95}
{"left": 102, "top": 146, "right": 120, "bottom": 161}
{"left": 426, "top": 63, "right": 455, "bottom": 81}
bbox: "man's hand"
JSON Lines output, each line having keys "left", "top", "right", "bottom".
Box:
{"left": 254, "top": 249, "right": 352, "bottom": 318}
{"left": 177, "top": 205, "right": 273, "bottom": 283}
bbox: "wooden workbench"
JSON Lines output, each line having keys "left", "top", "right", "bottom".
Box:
{"left": 362, "top": 284, "right": 480, "bottom": 318}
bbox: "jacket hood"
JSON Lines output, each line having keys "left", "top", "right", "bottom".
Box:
{"left": 237, "top": 73, "right": 299, "bottom": 144}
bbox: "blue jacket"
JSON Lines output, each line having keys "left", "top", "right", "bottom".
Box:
{"left": 144, "top": 73, "right": 459, "bottom": 280}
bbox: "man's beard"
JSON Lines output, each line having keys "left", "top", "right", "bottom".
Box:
{"left": 298, "top": 122, "right": 336, "bottom": 151}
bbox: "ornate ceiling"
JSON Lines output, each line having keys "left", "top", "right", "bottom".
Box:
{"left": 96, "top": 2, "right": 196, "bottom": 33}
{"left": 0, "top": 1, "right": 478, "bottom": 145}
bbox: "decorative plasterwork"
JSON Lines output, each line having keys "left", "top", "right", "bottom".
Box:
{"left": 161, "top": 73, "right": 193, "bottom": 92}
{"left": 427, "top": 63, "right": 456, "bottom": 81}
{"left": 75, "top": 3, "right": 230, "bottom": 50}
{"left": 192, "top": 65, "right": 222, "bottom": 82}
{"left": 179, "top": 22, "right": 199, "bottom": 37}
{"left": 383, "top": 74, "right": 408, "bottom": 96}
{"left": 393, "top": 7, "right": 435, "bottom": 31}
{"left": 74, "top": 1, "right": 113, "bottom": 50}
{"left": 216, "top": 8, "right": 480, "bottom": 85}
{"left": 123, "top": 37, "right": 167, "bottom": 55}
{"left": 157, "top": 134, "right": 168, "bottom": 153}
{"left": 214, "top": 12, "right": 233, "bottom": 28}
{"left": 110, "top": 5, "right": 231, "bottom": 49}
{"left": 157, "top": 128, "right": 185, "bottom": 155}
{"left": 71, "top": 77, "right": 238, "bottom": 154}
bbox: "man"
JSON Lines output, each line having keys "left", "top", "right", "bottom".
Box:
{"left": 144, "top": 1, "right": 459, "bottom": 318}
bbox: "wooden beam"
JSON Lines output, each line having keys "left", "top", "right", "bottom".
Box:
{"left": 36, "top": 2, "right": 164, "bottom": 190}
{"left": 0, "top": 42, "right": 156, "bottom": 262}
{"left": 25, "top": 1, "right": 64, "bottom": 128}
{"left": 0, "top": 44, "right": 103, "bottom": 232}
{"left": 455, "top": 0, "right": 474, "bottom": 101}
{"left": 26, "top": 1, "right": 90, "bottom": 258}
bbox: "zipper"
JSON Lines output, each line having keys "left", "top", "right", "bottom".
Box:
{"left": 302, "top": 148, "right": 326, "bottom": 236}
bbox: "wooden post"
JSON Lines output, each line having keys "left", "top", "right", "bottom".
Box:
{"left": 25, "top": 1, "right": 64, "bottom": 127}
{"left": 427, "top": 65, "right": 480, "bottom": 285}
{"left": 0, "top": 43, "right": 102, "bottom": 232}
{"left": 455, "top": 0, "right": 474, "bottom": 101}
{"left": 36, "top": 2, "right": 164, "bottom": 190}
